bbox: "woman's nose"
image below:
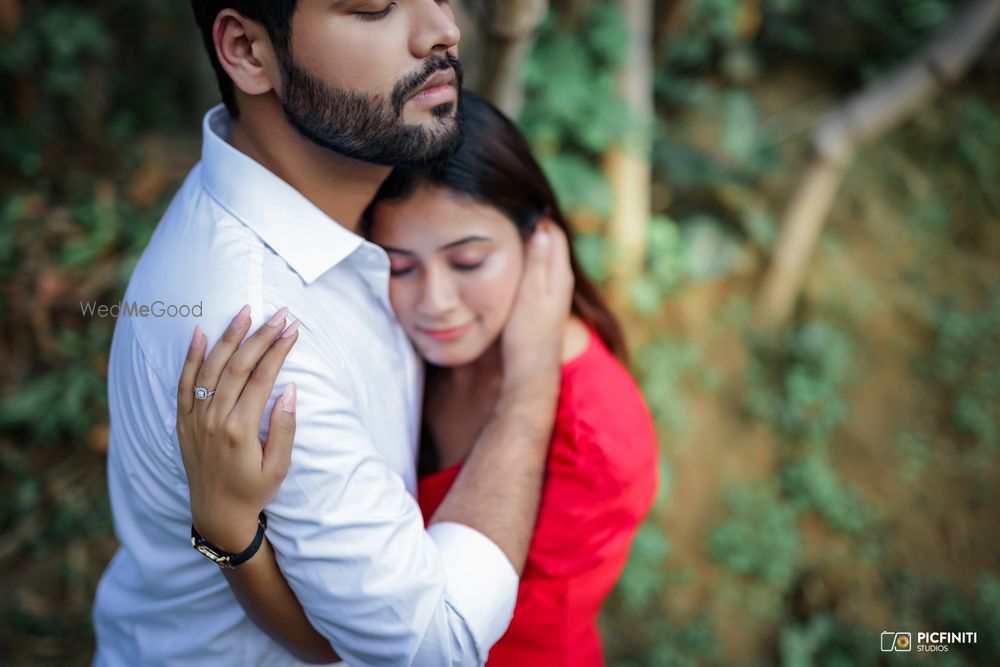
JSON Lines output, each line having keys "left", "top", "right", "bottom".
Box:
{"left": 417, "top": 265, "right": 460, "bottom": 318}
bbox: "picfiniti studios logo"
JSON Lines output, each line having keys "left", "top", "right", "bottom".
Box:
{"left": 881, "top": 630, "right": 978, "bottom": 653}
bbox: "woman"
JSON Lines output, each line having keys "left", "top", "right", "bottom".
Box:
{"left": 178, "top": 93, "right": 658, "bottom": 666}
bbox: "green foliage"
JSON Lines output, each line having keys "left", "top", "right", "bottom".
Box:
{"left": 954, "top": 97, "right": 1000, "bottom": 211}
{"left": 895, "top": 429, "right": 932, "bottom": 482}
{"left": 574, "top": 232, "right": 611, "bottom": 284}
{"left": 614, "top": 521, "right": 673, "bottom": 611}
{"left": 921, "top": 289, "right": 1000, "bottom": 449}
{"left": 744, "top": 319, "right": 855, "bottom": 446}
{"left": 779, "top": 448, "right": 874, "bottom": 536}
{"left": 707, "top": 482, "right": 802, "bottom": 589}
{"left": 521, "top": 4, "right": 629, "bottom": 153}
{"left": 886, "top": 570, "right": 1000, "bottom": 664}
{"left": 635, "top": 337, "right": 704, "bottom": 436}
{"left": 538, "top": 153, "right": 614, "bottom": 219}
{"left": 777, "top": 616, "right": 884, "bottom": 667}
{"left": 0, "top": 6, "right": 114, "bottom": 176}
{"left": 0, "top": 327, "right": 112, "bottom": 443}
{"left": 760, "top": 0, "right": 965, "bottom": 82}
{"left": 0, "top": 2, "right": 210, "bottom": 178}
{"left": 630, "top": 215, "right": 690, "bottom": 316}
{"left": 521, "top": 2, "right": 629, "bottom": 215}
{"left": 606, "top": 613, "right": 722, "bottom": 667}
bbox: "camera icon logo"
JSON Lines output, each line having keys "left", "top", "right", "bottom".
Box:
{"left": 881, "top": 631, "right": 912, "bottom": 652}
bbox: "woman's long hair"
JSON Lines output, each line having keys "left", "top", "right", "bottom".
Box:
{"left": 365, "top": 91, "right": 628, "bottom": 362}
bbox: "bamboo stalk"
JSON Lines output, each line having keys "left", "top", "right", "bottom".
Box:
{"left": 754, "top": 0, "right": 1000, "bottom": 330}
{"left": 606, "top": 0, "right": 655, "bottom": 315}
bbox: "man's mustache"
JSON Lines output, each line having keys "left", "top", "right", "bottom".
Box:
{"left": 392, "top": 52, "right": 463, "bottom": 116}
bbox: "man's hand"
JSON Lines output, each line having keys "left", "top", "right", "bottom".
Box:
{"left": 500, "top": 220, "right": 575, "bottom": 392}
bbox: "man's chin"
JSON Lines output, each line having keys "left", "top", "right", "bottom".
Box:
{"left": 402, "top": 101, "right": 458, "bottom": 125}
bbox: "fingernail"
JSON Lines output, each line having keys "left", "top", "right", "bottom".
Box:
{"left": 535, "top": 226, "right": 550, "bottom": 246}
{"left": 231, "top": 304, "right": 251, "bottom": 328}
{"left": 281, "top": 383, "right": 297, "bottom": 413}
{"left": 267, "top": 306, "right": 289, "bottom": 328}
{"left": 281, "top": 319, "right": 300, "bottom": 339}
{"left": 192, "top": 325, "right": 203, "bottom": 347}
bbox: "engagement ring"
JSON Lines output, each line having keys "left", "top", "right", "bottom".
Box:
{"left": 194, "top": 386, "right": 216, "bottom": 401}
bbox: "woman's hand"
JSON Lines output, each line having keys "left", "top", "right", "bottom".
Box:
{"left": 177, "top": 305, "right": 300, "bottom": 553}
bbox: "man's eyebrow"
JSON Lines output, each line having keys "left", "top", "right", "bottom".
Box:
{"left": 382, "top": 236, "right": 491, "bottom": 255}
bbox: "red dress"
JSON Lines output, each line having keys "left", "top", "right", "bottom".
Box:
{"left": 417, "top": 328, "right": 659, "bottom": 667}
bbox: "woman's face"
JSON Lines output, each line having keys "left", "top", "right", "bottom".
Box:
{"left": 370, "top": 184, "right": 525, "bottom": 367}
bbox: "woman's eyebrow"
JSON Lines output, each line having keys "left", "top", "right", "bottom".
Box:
{"left": 438, "top": 235, "right": 490, "bottom": 251}
{"left": 380, "top": 236, "right": 490, "bottom": 255}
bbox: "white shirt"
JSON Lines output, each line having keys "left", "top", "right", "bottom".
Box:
{"left": 92, "top": 105, "right": 518, "bottom": 667}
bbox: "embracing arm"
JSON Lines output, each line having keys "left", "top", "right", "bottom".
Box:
{"left": 429, "top": 223, "right": 570, "bottom": 572}
{"left": 178, "top": 314, "right": 338, "bottom": 664}
{"left": 432, "top": 222, "right": 574, "bottom": 572}
{"left": 222, "top": 539, "right": 338, "bottom": 664}
{"left": 176, "top": 224, "right": 573, "bottom": 665}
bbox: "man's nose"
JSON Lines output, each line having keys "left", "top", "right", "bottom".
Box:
{"left": 410, "top": 0, "right": 461, "bottom": 58}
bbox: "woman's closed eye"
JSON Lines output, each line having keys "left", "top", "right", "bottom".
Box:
{"left": 355, "top": 2, "right": 397, "bottom": 21}
{"left": 448, "top": 250, "right": 487, "bottom": 271}
{"left": 388, "top": 255, "right": 416, "bottom": 277}
{"left": 451, "top": 259, "right": 484, "bottom": 271}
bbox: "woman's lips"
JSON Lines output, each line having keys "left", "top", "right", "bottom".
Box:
{"left": 419, "top": 322, "right": 472, "bottom": 341}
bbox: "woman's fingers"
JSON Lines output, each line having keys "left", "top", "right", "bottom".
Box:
{"left": 228, "top": 319, "right": 300, "bottom": 436}
{"left": 263, "top": 382, "right": 297, "bottom": 485}
{"left": 209, "top": 307, "right": 292, "bottom": 421}
{"left": 193, "top": 305, "right": 253, "bottom": 416}
{"left": 177, "top": 325, "right": 207, "bottom": 416}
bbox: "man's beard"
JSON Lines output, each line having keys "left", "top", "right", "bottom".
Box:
{"left": 277, "top": 51, "right": 464, "bottom": 170}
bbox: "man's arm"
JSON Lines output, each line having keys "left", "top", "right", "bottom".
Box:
{"left": 431, "top": 222, "right": 572, "bottom": 573}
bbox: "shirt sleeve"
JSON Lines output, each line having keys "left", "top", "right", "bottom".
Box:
{"left": 259, "top": 328, "right": 519, "bottom": 667}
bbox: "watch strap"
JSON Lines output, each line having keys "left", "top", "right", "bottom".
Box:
{"left": 191, "top": 511, "right": 267, "bottom": 569}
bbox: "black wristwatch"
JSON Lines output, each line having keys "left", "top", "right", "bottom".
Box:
{"left": 191, "top": 512, "right": 267, "bottom": 569}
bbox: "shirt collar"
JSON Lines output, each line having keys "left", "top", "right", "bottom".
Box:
{"left": 199, "top": 104, "right": 363, "bottom": 285}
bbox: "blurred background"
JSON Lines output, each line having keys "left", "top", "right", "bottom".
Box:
{"left": 1, "top": 0, "right": 999, "bottom": 665}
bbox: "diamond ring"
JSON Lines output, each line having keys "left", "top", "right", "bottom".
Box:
{"left": 194, "top": 386, "right": 216, "bottom": 401}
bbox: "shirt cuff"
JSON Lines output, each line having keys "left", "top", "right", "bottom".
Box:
{"left": 427, "top": 521, "right": 519, "bottom": 660}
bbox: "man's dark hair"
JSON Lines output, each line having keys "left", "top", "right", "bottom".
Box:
{"left": 190, "top": 1, "right": 299, "bottom": 118}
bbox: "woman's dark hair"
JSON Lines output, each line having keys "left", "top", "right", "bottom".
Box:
{"left": 190, "top": 1, "right": 299, "bottom": 118}
{"left": 366, "top": 91, "right": 628, "bottom": 362}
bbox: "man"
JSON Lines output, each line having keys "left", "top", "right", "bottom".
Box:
{"left": 92, "top": 1, "right": 569, "bottom": 665}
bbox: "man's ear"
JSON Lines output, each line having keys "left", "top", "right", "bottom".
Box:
{"left": 213, "top": 9, "right": 278, "bottom": 97}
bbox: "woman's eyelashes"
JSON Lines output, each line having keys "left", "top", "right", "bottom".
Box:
{"left": 447, "top": 249, "right": 488, "bottom": 271}
{"left": 450, "top": 259, "right": 484, "bottom": 272}
{"left": 388, "top": 255, "right": 416, "bottom": 277}
{"left": 355, "top": 2, "right": 396, "bottom": 21}
{"left": 387, "top": 255, "right": 487, "bottom": 278}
